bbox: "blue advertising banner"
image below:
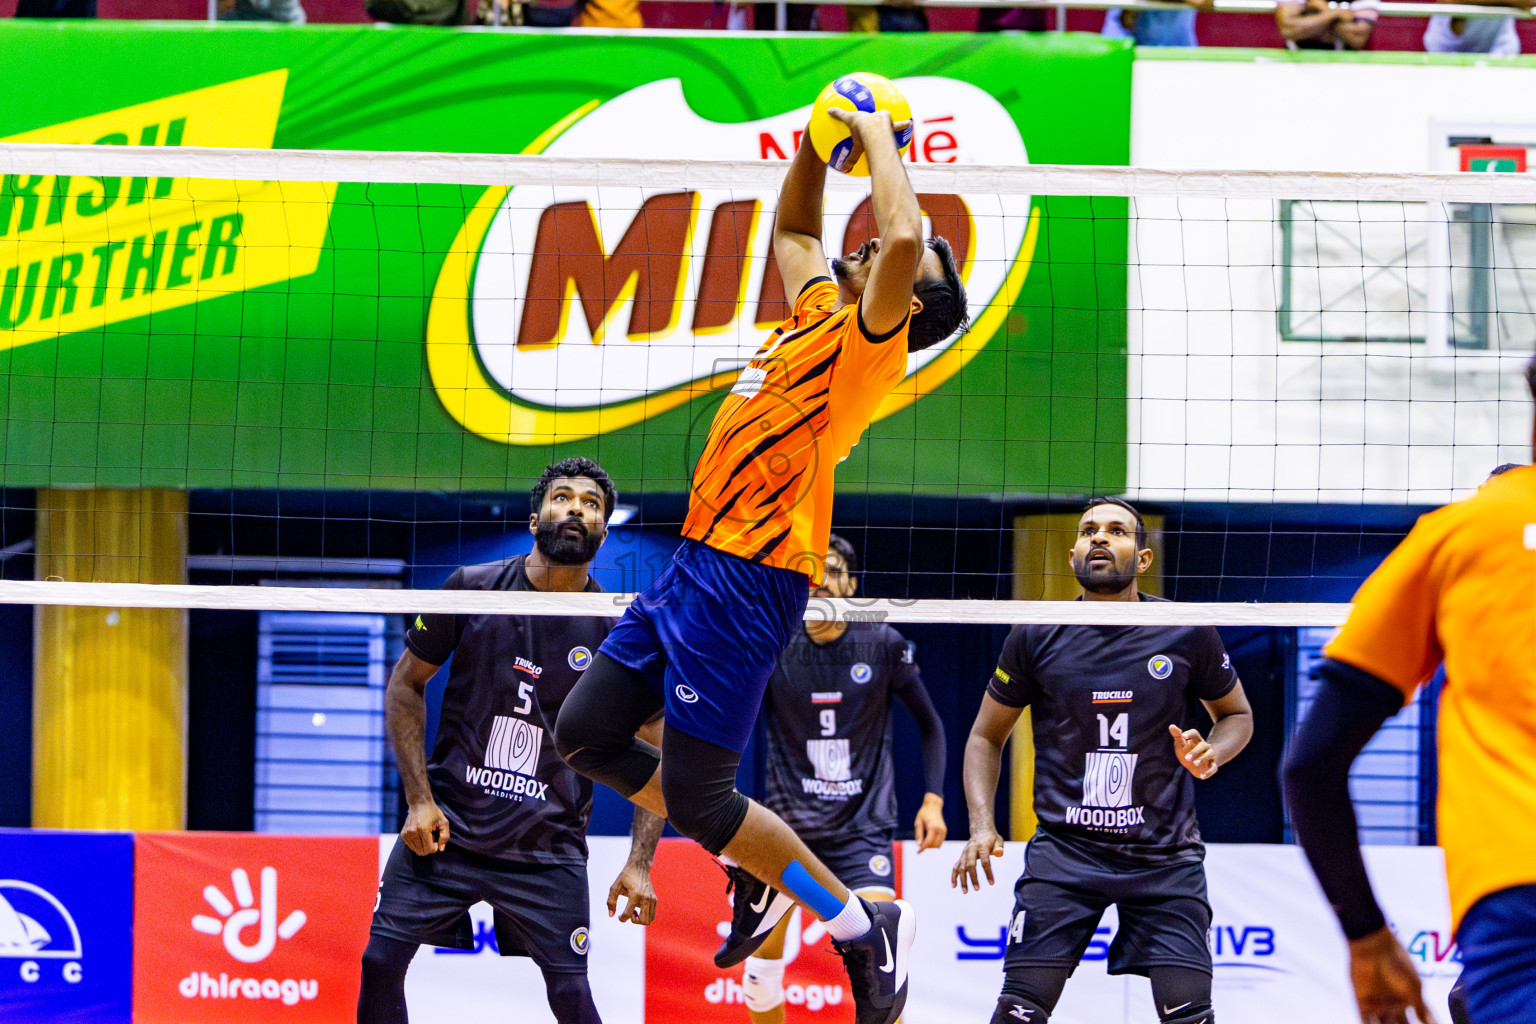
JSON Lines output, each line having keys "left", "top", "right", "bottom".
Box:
{"left": 0, "top": 829, "right": 133, "bottom": 1024}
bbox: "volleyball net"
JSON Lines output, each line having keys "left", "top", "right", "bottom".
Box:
{"left": 1, "top": 142, "right": 1533, "bottom": 626}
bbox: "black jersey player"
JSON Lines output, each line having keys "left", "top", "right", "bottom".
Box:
{"left": 952, "top": 498, "right": 1254, "bottom": 1024}
{"left": 358, "top": 458, "right": 665, "bottom": 1024}
{"left": 739, "top": 535, "right": 948, "bottom": 1024}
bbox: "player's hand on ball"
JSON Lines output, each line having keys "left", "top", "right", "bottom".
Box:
{"left": 1348, "top": 926, "right": 1440, "bottom": 1024}
{"left": 401, "top": 800, "right": 450, "bottom": 855}
{"left": 1170, "top": 724, "right": 1219, "bottom": 780}
{"left": 951, "top": 830, "right": 1005, "bottom": 893}
{"left": 608, "top": 864, "right": 657, "bottom": 926}
{"left": 914, "top": 793, "right": 947, "bottom": 852}
{"left": 823, "top": 109, "right": 912, "bottom": 170}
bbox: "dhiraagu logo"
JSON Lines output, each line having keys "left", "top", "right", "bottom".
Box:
{"left": 426, "top": 77, "right": 1038, "bottom": 445}
{"left": 0, "top": 70, "right": 335, "bottom": 350}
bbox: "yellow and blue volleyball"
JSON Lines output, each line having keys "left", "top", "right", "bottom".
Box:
{"left": 808, "top": 73, "right": 913, "bottom": 177}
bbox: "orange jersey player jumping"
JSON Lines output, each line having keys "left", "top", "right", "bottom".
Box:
{"left": 553, "top": 102, "right": 969, "bottom": 1024}
{"left": 1284, "top": 356, "right": 1536, "bottom": 1024}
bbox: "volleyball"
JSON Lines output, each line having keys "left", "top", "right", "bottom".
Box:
{"left": 808, "top": 72, "right": 914, "bottom": 177}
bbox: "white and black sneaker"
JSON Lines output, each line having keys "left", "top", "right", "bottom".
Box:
{"left": 833, "top": 899, "right": 915, "bottom": 1024}
{"left": 713, "top": 865, "right": 795, "bottom": 968}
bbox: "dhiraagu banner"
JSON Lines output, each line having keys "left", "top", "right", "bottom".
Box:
{"left": 0, "top": 24, "right": 1130, "bottom": 494}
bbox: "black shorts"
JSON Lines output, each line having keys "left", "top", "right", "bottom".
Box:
{"left": 1004, "top": 831, "right": 1212, "bottom": 977}
{"left": 807, "top": 831, "right": 897, "bottom": 895}
{"left": 370, "top": 841, "right": 591, "bottom": 973}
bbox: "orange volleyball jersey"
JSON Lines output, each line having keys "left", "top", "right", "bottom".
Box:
{"left": 1325, "top": 465, "right": 1536, "bottom": 930}
{"left": 681, "top": 277, "right": 909, "bottom": 585}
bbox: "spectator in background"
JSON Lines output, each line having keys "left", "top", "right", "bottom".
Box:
{"left": 1424, "top": 0, "right": 1531, "bottom": 54}
{"left": 1101, "top": 0, "right": 1212, "bottom": 47}
{"left": 1276, "top": 0, "right": 1378, "bottom": 50}
{"left": 574, "top": 0, "right": 640, "bottom": 26}
{"left": 220, "top": 0, "right": 306, "bottom": 22}
{"left": 978, "top": 6, "right": 1047, "bottom": 30}
{"left": 15, "top": 0, "right": 94, "bottom": 16}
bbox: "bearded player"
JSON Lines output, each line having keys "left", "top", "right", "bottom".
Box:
{"left": 953, "top": 498, "right": 1254, "bottom": 1024}
{"left": 553, "top": 104, "right": 968, "bottom": 1024}
{"left": 360, "top": 458, "right": 664, "bottom": 1024}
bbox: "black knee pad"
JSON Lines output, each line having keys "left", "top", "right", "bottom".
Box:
{"left": 551, "top": 654, "right": 661, "bottom": 795}
{"left": 1158, "top": 1002, "right": 1213, "bottom": 1024}
{"left": 990, "top": 993, "right": 1051, "bottom": 1023}
{"left": 542, "top": 971, "right": 601, "bottom": 1024}
{"left": 662, "top": 769, "right": 749, "bottom": 855}
{"left": 357, "top": 934, "right": 416, "bottom": 1024}
{"left": 1448, "top": 978, "right": 1472, "bottom": 1024}
{"left": 990, "top": 965, "right": 1067, "bottom": 1023}
{"left": 359, "top": 933, "right": 415, "bottom": 982}
{"left": 559, "top": 735, "right": 660, "bottom": 798}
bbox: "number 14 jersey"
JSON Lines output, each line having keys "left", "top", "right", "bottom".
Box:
{"left": 988, "top": 595, "right": 1238, "bottom": 866}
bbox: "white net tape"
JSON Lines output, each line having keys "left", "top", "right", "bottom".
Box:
{"left": 0, "top": 580, "right": 1351, "bottom": 626}
{"left": 6, "top": 143, "right": 1536, "bottom": 204}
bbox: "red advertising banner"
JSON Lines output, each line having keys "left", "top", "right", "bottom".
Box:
{"left": 133, "top": 832, "right": 377, "bottom": 1024}
{"left": 645, "top": 839, "right": 901, "bottom": 1023}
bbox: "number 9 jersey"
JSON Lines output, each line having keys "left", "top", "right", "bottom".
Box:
{"left": 988, "top": 595, "right": 1238, "bottom": 866}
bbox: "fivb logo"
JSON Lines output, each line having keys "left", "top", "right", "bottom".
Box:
{"left": 467, "top": 715, "right": 549, "bottom": 800}
{"left": 181, "top": 867, "right": 319, "bottom": 1007}
{"left": 426, "top": 76, "right": 1034, "bottom": 446}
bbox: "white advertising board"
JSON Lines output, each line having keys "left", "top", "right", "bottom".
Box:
{"left": 378, "top": 837, "right": 1458, "bottom": 1024}
{"left": 1127, "top": 57, "right": 1536, "bottom": 504}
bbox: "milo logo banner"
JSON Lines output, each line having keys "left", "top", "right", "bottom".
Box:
{"left": 0, "top": 25, "right": 1130, "bottom": 494}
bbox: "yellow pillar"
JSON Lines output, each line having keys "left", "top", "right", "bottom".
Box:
{"left": 33, "top": 489, "right": 188, "bottom": 830}
{"left": 1008, "top": 509, "right": 1164, "bottom": 840}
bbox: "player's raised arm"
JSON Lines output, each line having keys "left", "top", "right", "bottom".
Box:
{"left": 773, "top": 130, "right": 831, "bottom": 303}
{"left": 827, "top": 107, "right": 923, "bottom": 338}
{"left": 952, "top": 693, "right": 1020, "bottom": 893}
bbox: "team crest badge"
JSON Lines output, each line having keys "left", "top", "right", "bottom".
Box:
{"left": 850, "top": 663, "right": 873, "bottom": 684}
{"left": 568, "top": 646, "right": 592, "bottom": 671}
{"left": 868, "top": 853, "right": 892, "bottom": 877}
{"left": 1147, "top": 655, "right": 1173, "bottom": 680}
{"left": 570, "top": 927, "right": 590, "bottom": 955}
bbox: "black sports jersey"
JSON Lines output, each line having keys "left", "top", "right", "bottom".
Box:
{"left": 988, "top": 596, "right": 1238, "bottom": 866}
{"left": 761, "top": 622, "right": 937, "bottom": 841}
{"left": 404, "top": 557, "right": 613, "bottom": 864}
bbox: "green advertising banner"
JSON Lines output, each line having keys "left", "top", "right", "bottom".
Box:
{"left": 0, "top": 24, "right": 1129, "bottom": 494}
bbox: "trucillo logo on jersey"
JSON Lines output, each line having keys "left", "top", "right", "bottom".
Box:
{"left": 811, "top": 691, "right": 843, "bottom": 704}
{"left": 849, "top": 663, "right": 873, "bottom": 684}
{"left": 1092, "top": 690, "right": 1133, "bottom": 703}
{"left": 1147, "top": 655, "right": 1173, "bottom": 679}
{"left": 568, "top": 646, "right": 592, "bottom": 671}
{"left": 467, "top": 715, "right": 549, "bottom": 801}
{"left": 513, "top": 656, "right": 544, "bottom": 679}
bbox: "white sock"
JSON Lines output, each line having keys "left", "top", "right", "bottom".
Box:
{"left": 824, "top": 892, "right": 873, "bottom": 942}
